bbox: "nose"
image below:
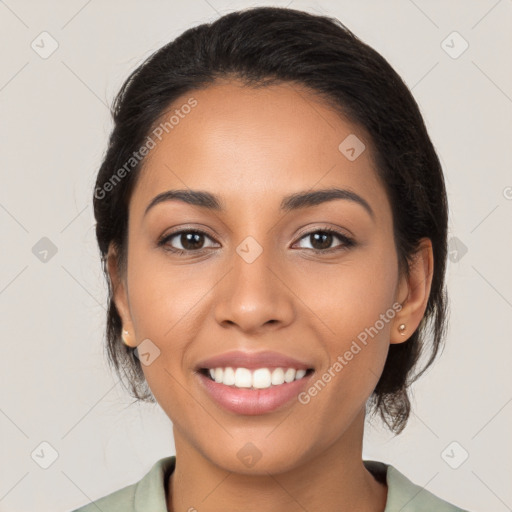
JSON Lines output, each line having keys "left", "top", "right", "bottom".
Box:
{"left": 213, "top": 246, "right": 295, "bottom": 334}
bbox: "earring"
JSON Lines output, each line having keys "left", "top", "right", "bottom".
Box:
{"left": 121, "top": 329, "right": 132, "bottom": 346}
{"left": 398, "top": 324, "right": 406, "bottom": 335}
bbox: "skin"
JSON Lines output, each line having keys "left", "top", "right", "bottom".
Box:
{"left": 107, "top": 80, "right": 433, "bottom": 512}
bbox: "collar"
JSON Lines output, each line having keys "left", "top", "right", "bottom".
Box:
{"left": 133, "top": 456, "right": 466, "bottom": 511}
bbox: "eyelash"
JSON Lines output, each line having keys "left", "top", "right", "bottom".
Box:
{"left": 157, "top": 227, "right": 356, "bottom": 256}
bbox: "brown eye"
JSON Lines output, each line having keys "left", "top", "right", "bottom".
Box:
{"left": 158, "top": 229, "right": 218, "bottom": 253}
{"left": 295, "top": 229, "right": 355, "bottom": 253}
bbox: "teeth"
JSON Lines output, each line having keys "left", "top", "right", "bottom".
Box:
{"left": 295, "top": 369, "right": 306, "bottom": 379}
{"left": 271, "top": 368, "right": 285, "bottom": 385}
{"left": 284, "top": 368, "right": 296, "bottom": 383}
{"left": 234, "top": 368, "right": 252, "bottom": 388}
{"left": 252, "top": 368, "right": 271, "bottom": 389}
{"left": 205, "top": 367, "right": 310, "bottom": 388}
{"left": 223, "top": 367, "right": 236, "bottom": 386}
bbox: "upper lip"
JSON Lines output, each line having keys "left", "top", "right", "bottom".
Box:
{"left": 196, "top": 350, "right": 314, "bottom": 371}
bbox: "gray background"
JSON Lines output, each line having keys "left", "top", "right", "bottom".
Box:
{"left": 1, "top": 1, "right": 511, "bottom": 511}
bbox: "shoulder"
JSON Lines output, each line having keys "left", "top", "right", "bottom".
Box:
{"left": 68, "top": 456, "right": 176, "bottom": 512}
{"left": 365, "top": 460, "right": 471, "bottom": 512}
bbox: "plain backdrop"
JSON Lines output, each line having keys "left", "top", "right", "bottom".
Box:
{"left": 1, "top": 1, "right": 511, "bottom": 511}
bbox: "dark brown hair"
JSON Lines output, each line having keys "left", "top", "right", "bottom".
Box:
{"left": 93, "top": 6, "right": 449, "bottom": 435}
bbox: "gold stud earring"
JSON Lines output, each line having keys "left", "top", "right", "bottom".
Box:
{"left": 121, "top": 329, "right": 131, "bottom": 346}
{"left": 398, "top": 324, "right": 406, "bottom": 335}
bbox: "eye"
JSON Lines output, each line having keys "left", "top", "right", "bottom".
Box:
{"left": 294, "top": 228, "right": 356, "bottom": 253}
{"left": 158, "top": 227, "right": 356, "bottom": 255}
{"left": 157, "top": 229, "right": 218, "bottom": 254}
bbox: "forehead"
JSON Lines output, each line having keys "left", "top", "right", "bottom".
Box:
{"left": 130, "top": 80, "right": 389, "bottom": 221}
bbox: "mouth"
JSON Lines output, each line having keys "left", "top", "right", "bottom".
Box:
{"left": 195, "top": 366, "right": 315, "bottom": 415}
{"left": 193, "top": 349, "right": 316, "bottom": 415}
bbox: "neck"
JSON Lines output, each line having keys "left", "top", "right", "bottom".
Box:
{"left": 167, "top": 408, "right": 387, "bottom": 512}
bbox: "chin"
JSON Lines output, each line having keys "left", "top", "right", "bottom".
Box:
{"left": 202, "top": 440, "right": 310, "bottom": 476}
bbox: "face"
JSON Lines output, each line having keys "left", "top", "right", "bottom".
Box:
{"left": 109, "top": 80, "right": 431, "bottom": 474}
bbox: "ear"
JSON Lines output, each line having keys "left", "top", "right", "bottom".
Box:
{"left": 391, "top": 238, "right": 434, "bottom": 344}
{"left": 106, "top": 242, "right": 137, "bottom": 348}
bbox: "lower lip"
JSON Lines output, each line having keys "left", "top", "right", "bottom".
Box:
{"left": 196, "top": 371, "right": 313, "bottom": 415}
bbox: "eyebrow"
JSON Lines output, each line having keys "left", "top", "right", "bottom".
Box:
{"left": 144, "top": 187, "right": 375, "bottom": 220}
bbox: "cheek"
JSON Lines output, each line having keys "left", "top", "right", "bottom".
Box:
{"left": 125, "top": 250, "right": 217, "bottom": 405}
{"left": 298, "top": 249, "right": 397, "bottom": 389}
{"left": 297, "top": 245, "right": 398, "bottom": 335}
{"left": 130, "top": 263, "right": 209, "bottom": 427}
{"left": 127, "top": 245, "right": 211, "bottom": 339}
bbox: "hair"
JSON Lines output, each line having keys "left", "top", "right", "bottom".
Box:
{"left": 93, "top": 6, "right": 449, "bottom": 435}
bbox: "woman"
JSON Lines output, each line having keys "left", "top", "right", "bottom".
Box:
{"left": 72, "top": 6, "right": 470, "bottom": 511}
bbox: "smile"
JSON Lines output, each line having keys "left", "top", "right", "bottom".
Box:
{"left": 196, "top": 367, "right": 315, "bottom": 415}
{"left": 202, "top": 367, "right": 312, "bottom": 389}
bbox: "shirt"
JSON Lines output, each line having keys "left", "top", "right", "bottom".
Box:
{"left": 70, "top": 456, "right": 470, "bottom": 511}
